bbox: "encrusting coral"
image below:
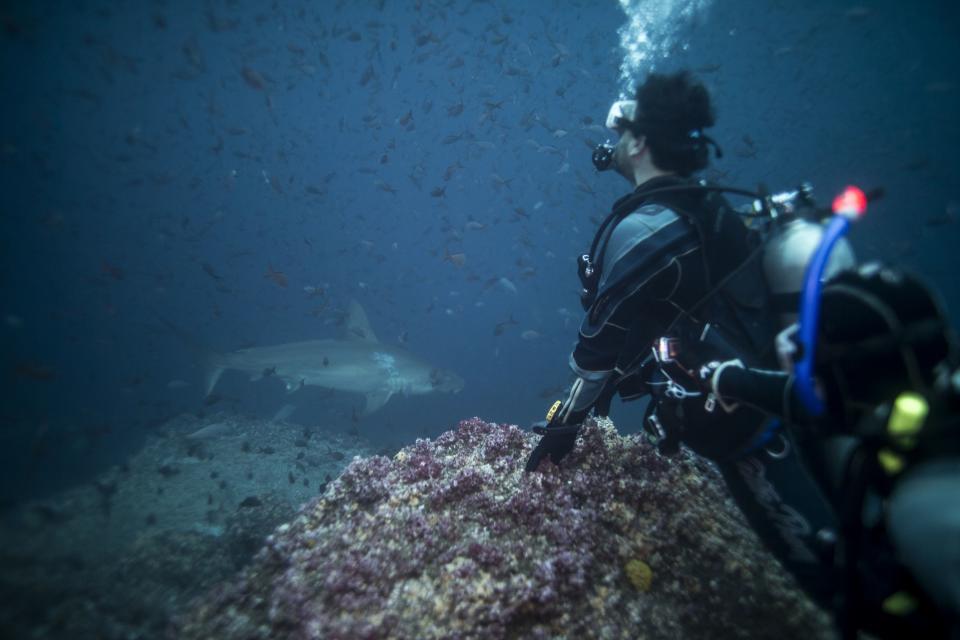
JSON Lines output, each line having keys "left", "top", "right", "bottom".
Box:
{"left": 175, "top": 417, "right": 833, "bottom": 639}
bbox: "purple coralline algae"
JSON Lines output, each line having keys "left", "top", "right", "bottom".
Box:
{"left": 174, "top": 417, "right": 834, "bottom": 639}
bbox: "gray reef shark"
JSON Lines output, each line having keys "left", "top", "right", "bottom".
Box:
{"left": 203, "top": 301, "right": 464, "bottom": 415}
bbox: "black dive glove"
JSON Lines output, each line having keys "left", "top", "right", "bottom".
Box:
{"left": 524, "top": 401, "right": 588, "bottom": 472}
{"left": 524, "top": 423, "right": 581, "bottom": 472}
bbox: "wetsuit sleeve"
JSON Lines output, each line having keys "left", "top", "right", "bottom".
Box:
{"left": 715, "top": 366, "right": 814, "bottom": 425}
{"left": 554, "top": 348, "right": 621, "bottom": 424}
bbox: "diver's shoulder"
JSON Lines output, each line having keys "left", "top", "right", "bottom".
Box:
{"left": 611, "top": 204, "right": 684, "bottom": 244}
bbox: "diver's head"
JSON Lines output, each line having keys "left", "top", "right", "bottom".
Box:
{"left": 430, "top": 368, "right": 464, "bottom": 394}
{"left": 595, "top": 71, "right": 721, "bottom": 185}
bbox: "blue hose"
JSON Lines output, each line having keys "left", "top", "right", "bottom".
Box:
{"left": 794, "top": 215, "right": 852, "bottom": 416}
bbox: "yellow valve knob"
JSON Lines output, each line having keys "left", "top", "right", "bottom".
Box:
{"left": 881, "top": 591, "right": 918, "bottom": 616}
{"left": 546, "top": 400, "right": 562, "bottom": 423}
{"left": 877, "top": 448, "right": 905, "bottom": 475}
{"left": 887, "top": 392, "right": 928, "bottom": 449}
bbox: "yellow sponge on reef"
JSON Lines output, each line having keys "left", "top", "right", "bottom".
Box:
{"left": 625, "top": 559, "right": 653, "bottom": 592}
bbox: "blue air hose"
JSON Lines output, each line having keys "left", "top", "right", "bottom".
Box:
{"left": 793, "top": 186, "right": 866, "bottom": 416}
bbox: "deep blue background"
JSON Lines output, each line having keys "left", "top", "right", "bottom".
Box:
{"left": 1, "top": 0, "right": 957, "bottom": 505}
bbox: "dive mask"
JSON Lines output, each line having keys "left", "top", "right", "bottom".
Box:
{"left": 604, "top": 99, "right": 637, "bottom": 132}
{"left": 592, "top": 100, "right": 638, "bottom": 172}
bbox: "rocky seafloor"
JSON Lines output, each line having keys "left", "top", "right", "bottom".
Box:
{"left": 175, "top": 417, "right": 836, "bottom": 639}
{"left": 0, "top": 413, "right": 370, "bottom": 639}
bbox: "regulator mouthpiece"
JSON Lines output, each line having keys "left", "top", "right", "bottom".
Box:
{"left": 592, "top": 141, "right": 615, "bottom": 171}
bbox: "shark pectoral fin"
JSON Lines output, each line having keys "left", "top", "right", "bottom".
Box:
{"left": 363, "top": 388, "right": 393, "bottom": 415}
{"left": 205, "top": 365, "right": 225, "bottom": 396}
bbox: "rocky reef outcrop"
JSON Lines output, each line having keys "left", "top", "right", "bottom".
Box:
{"left": 176, "top": 417, "right": 833, "bottom": 639}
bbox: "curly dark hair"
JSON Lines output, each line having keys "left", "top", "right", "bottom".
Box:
{"left": 630, "top": 71, "right": 716, "bottom": 176}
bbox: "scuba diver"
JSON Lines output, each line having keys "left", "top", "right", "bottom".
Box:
{"left": 526, "top": 69, "right": 787, "bottom": 467}
{"left": 527, "top": 65, "right": 826, "bottom": 618}
{"left": 672, "top": 255, "right": 960, "bottom": 638}
{"left": 525, "top": 69, "right": 958, "bottom": 637}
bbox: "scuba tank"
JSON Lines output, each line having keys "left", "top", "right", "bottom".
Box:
{"left": 762, "top": 184, "right": 857, "bottom": 327}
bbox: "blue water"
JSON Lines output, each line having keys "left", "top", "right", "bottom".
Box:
{"left": 1, "top": 0, "right": 957, "bottom": 505}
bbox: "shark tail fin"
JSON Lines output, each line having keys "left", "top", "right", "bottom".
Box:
{"left": 156, "top": 314, "right": 226, "bottom": 396}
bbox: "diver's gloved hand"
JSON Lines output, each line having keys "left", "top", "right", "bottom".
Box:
{"left": 524, "top": 400, "right": 588, "bottom": 472}
{"left": 524, "top": 422, "right": 582, "bottom": 472}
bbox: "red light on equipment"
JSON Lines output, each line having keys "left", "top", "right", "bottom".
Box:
{"left": 832, "top": 185, "right": 868, "bottom": 219}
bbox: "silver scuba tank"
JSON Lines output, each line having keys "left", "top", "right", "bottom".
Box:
{"left": 763, "top": 217, "right": 856, "bottom": 327}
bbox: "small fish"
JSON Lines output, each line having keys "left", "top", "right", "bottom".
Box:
{"left": 182, "top": 36, "right": 205, "bottom": 71}
{"left": 497, "top": 277, "right": 518, "bottom": 294}
{"left": 483, "top": 276, "right": 517, "bottom": 295}
{"left": 447, "top": 100, "right": 464, "bottom": 117}
{"left": 443, "top": 249, "right": 466, "bottom": 268}
{"left": 374, "top": 180, "right": 397, "bottom": 195}
{"left": 443, "top": 160, "right": 464, "bottom": 181}
{"left": 265, "top": 264, "right": 288, "bottom": 288}
{"left": 493, "top": 315, "right": 518, "bottom": 336}
{"left": 241, "top": 66, "right": 267, "bottom": 90}
{"left": 430, "top": 186, "right": 446, "bottom": 198}
{"left": 303, "top": 285, "right": 325, "bottom": 297}
{"left": 201, "top": 262, "right": 222, "bottom": 281}
{"left": 360, "top": 65, "right": 375, "bottom": 86}
{"left": 101, "top": 261, "right": 125, "bottom": 280}
{"left": 520, "top": 330, "right": 541, "bottom": 341}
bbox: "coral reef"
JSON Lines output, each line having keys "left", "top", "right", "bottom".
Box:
{"left": 176, "top": 417, "right": 834, "bottom": 639}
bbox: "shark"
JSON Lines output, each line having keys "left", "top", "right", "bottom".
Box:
{"left": 202, "top": 301, "right": 464, "bottom": 415}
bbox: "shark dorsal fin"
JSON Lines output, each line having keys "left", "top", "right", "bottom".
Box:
{"left": 346, "top": 300, "right": 379, "bottom": 343}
